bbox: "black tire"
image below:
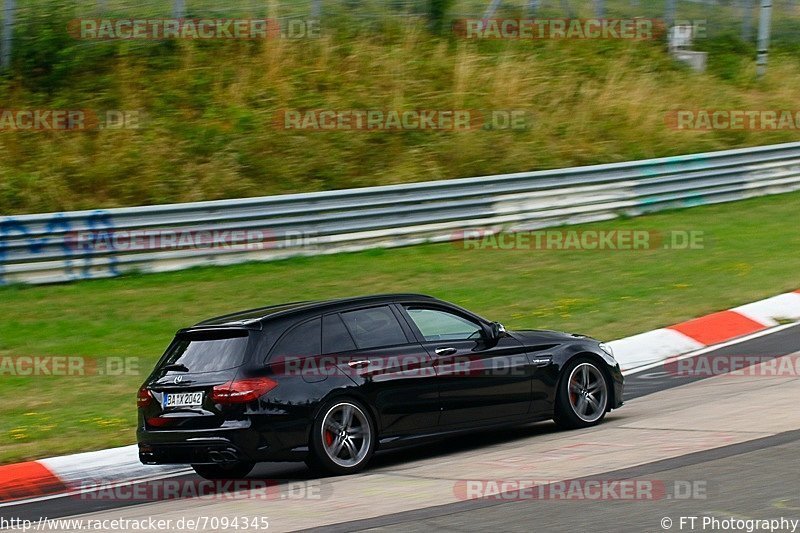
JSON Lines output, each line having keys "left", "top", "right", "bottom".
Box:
{"left": 554, "top": 357, "right": 610, "bottom": 430}
{"left": 192, "top": 461, "right": 255, "bottom": 480}
{"left": 306, "top": 398, "right": 376, "bottom": 476}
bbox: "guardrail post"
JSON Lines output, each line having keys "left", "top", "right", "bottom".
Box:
{"left": 172, "top": 0, "right": 185, "bottom": 19}
{"left": 756, "top": 0, "right": 772, "bottom": 78}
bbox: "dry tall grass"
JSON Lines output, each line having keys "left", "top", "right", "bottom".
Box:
{"left": 1, "top": 20, "right": 799, "bottom": 214}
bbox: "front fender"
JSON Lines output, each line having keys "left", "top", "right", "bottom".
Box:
{"left": 551, "top": 342, "right": 623, "bottom": 410}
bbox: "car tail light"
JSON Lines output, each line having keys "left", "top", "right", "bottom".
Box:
{"left": 211, "top": 378, "right": 278, "bottom": 404}
{"left": 146, "top": 417, "right": 170, "bottom": 427}
{"left": 137, "top": 387, "right": 154, "bottom": 408}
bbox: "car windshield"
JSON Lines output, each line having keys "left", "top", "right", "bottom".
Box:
{"left": 159, "top": 330, "right": 249, "bottom": 373}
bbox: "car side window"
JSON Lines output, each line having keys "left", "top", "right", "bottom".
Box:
{"left": 322, "top": 313, "right": 357, "bottom": 354}
{"left": 270, "top": 317, "right": 322, "bottom": 358}
{"left": 404, "top": 307, "right": 482, "bottom": 342}
{"left": 340, "top": 306, "right": 408, "bottom": 350}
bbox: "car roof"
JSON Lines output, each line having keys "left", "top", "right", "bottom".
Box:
{"left": 192, "top": 293, "right": 437, "bottom": 328}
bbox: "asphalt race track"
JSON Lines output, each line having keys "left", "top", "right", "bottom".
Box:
{"left": 340, "top": 431, "right": 800, "bottom": 533}
{"left": 3, "top": 324, "right": 800, "bottom": 532}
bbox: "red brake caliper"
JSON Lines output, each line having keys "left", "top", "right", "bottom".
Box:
{"left": 324, "top": 430, "right": 334, "bottom": 446}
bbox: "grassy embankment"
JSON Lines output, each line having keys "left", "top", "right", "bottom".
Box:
{"left": 1, "top": 3, "right": 800, "bottom": 213}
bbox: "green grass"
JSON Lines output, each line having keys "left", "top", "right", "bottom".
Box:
{"left": 1, "top": 191, "right": 799, "bottom": 463}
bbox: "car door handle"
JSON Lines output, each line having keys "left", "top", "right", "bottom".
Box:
{"left": 435, "top": 347, "right": 458, "bottom": 356}
{"left": 347, "top": 359, "right": 371, "bottom": 369}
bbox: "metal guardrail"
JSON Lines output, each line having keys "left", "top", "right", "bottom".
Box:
{"left": 2, "top": 141, "right": 800, "bottom": 285}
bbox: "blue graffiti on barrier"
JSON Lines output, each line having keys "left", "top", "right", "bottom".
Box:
{"left": 0, "top": 210, "right": 117, "bottom": 284}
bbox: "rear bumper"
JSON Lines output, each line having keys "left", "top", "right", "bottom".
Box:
{"left": 139, "top": 440, "right": 247, "bottom": 465}
{"left": 137, "top": 419, "right": 310, "bottom": 465}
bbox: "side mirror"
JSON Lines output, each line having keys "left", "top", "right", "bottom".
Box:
{"left": 490, "top": 322, "right": 507, "bottom": 339}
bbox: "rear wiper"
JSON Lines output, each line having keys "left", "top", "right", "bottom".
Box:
{"left": 162, "top": 363, "right": 189, "bottom": 372}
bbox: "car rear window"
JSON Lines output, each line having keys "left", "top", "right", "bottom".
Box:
{"left": 160, "top": 329, "right": 249, "bottom": 373}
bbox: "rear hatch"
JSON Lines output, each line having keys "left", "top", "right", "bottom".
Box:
{"left": 140, "top": 328, "right": 251, "bottom": 430}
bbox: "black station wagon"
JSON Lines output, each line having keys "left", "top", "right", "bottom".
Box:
{"left": 137, "top": 294, "right": 623, "bottom": 478}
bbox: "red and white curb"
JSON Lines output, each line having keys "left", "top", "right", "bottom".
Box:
{"left": 0, "top": 445, "right": 186, "bottom": 505}
{"left": 609, "top": 289, "right": 800, "bottom": 372}
{"left": 1, "top": 289, "right": 798, "bottom": 505}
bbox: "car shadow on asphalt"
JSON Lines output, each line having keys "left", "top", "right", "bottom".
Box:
{"left": 247, "top": 420, "right": 566, "bottom": 482}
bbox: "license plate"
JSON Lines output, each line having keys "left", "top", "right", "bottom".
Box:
{"left": 163, "top": 391, "right": 203, "bottom": 409}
